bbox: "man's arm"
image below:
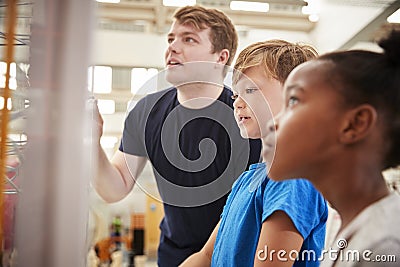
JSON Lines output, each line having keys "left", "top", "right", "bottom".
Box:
{"left": 94, "top": 149, "right": 147, "bottom": 202}
{"left": 179, "top": 221, "right": 221, "bottom": 267}
{"left": 91, "top": 99, "right": 147, "bottom": 203}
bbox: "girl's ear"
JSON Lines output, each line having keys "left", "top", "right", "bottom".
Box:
{"left": 339, "top": 104, "right": 377, "bottom": 144}
{"left": 217, "top": 49, "right": 229, "bottom": 65}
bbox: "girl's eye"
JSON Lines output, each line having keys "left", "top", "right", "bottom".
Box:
{"left": 287, "top": 96, "right": 299, "bottom": 107}
{"left": 167, "top": 38, "right": 174, "bottom": 44}
{"left": 245, "top": 88, "right": 258, "bottom": 94}
{"left": 231, "top": 94, "right": 238, "bottom": 100}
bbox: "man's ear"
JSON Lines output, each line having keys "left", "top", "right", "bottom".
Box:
{"left": 339, "top": 104, "right": 377, "bottom": 144}
{"left": 217, "top": 49, "right": 229, "bottom": 65}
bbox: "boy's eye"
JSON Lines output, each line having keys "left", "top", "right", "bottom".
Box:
{"left": 231, "top": 94, "right": 238, "bottom": 100}
{"left": 167, "top": 38, "right": 174, "bottom": 44}
{"left": 245, "top": 88, "right": 258, "bottom": 94}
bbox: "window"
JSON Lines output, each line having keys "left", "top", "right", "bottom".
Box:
{"left": 0, "top": 62, "right": 17, "bottom": 90}
{"left": 131, "top": 67, "right": 158, "bottom": 94}
{"left": 88, "top": 66, "right": 112, "bottom": 94}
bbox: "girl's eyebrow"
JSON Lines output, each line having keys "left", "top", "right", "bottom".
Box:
{"left": 285, "top": 85, "right": 304, "bottom": 94}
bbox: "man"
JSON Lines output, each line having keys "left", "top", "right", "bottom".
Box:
{"left": 93, "top": 5, "right": 261, "bottom": 266}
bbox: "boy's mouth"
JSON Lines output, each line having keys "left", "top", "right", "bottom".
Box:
{"left": 239, "top": 115, "right": 251, "bottom": 122}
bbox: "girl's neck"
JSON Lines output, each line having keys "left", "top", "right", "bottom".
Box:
{"left": 316, "top": 168, "right": 389, "bottom": 231}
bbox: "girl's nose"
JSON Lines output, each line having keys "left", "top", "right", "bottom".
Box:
{"left": 266, "top": 118, "right": 278, "bottom": 132}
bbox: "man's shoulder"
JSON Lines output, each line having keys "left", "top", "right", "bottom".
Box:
{"left": 219, "top": 86, "right": 234, "bottom": 104}
{"left": 140, "top": 87, "right": 176, "bottom": 104}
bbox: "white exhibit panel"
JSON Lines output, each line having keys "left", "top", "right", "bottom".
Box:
{"left": 14, "top": 0, "right": 94, "bottom": 266}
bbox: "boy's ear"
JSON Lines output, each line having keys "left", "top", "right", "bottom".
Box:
{"left": 339, "top": 104, "right": 377, "bottom": 144}
{"left": 217, "top": 49, "right": 229, "bottom": 64}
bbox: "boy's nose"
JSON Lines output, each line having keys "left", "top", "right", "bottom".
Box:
{"left": 233, "top": 96, "right": 246, "bottom": 109}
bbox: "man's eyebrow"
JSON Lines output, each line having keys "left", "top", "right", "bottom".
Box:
{"left": 181, "top": 31, "right": 200, "bottom": 37}
{"left": 168, "top": 31, "right": 200, "bottom": 37}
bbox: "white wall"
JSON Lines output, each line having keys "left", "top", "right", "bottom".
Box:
{"left": 93, "top": 28, "right": 312, "bottom": 69}
{"left": 310, "top": 0, "right": 385, "bottom": 53}
{"left": 93, "top": 30, "right": 167, "bottom": 68}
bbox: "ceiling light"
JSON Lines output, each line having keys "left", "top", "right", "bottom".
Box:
{"left": 387, "top": 8, "right": 400, "bottom": 23}
{"left": 96, "top": 0, "right": 120, "bottom": 3}
{"left": 163, "top": 0, "right": 196, "bottom": 7}
{"left": 230, "top": 1, "right": 269, "bottom": 13}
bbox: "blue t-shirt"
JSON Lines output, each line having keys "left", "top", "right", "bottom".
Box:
{"left": 212, "top": 162, "right": 328, "bottom": 267}
{"left": 120, "top": 87, "right": 261, "bottom": 266}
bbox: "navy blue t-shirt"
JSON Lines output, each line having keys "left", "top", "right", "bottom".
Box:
{"left": 120, "top": 87, "right": 261, "bottom": 266}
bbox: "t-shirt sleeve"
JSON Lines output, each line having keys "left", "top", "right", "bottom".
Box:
{"left": 262, "top": 179, "right": 327, "bottom": 240}
{"left": 220, "top": 174, "right": 243, "bottom": 219}
{"left": 119, "top": 99, "right": 147, "bottom": 157}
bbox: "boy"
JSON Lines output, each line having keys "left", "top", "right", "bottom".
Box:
{"left": 181, "top": 40, "right": 328, "bottom": 266}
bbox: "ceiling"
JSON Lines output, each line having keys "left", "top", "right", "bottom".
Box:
{"left": 96, "top": 0, "right": 400, "bottom": 45}
{"left": 96, "top": 0, "right": 316, "bottom": 33}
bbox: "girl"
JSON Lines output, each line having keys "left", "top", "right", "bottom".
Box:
{"left": 267, "top": 30, "right": 400, "bottom": 266}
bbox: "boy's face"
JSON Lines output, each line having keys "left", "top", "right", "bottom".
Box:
{"left": 266, "top": 61, "right": 346, "bottom": 181}
{"left": 165, "top": 21, "right": 225, "bottom": 86}
{"left": 233, "top": 65, "right": 283, "bottom": 139}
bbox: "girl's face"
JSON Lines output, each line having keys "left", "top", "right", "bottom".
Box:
{"left": 266, "top": 60, "right": 347, "bottom": 181}
{"left": 232, "top": 65, "right": 283, "bottom": 139}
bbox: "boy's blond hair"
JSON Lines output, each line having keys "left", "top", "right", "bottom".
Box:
{"left": 173, "top": 5, "right": 238, "bottom": 66}
{"left": 233, "top": 40, "right": 318, "bottom": 84}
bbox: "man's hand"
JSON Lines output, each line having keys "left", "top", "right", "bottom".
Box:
{"left": 88, "top": 97, "right": 104, "bottom": 143}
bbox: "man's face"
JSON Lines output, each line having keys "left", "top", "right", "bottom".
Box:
{"left": 164, "top": 21, "right": 224, "bottom": 86}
